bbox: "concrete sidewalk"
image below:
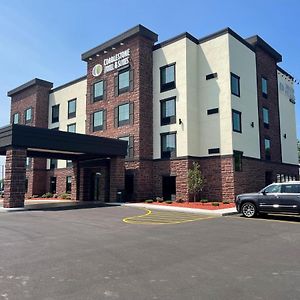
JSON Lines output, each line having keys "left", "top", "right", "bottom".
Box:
{"left": 121, "top": 203, "right": 238, "bottom": 216}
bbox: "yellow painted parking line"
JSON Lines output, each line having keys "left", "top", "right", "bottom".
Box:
{"left": 123, "top": 208, "right": 216, "bottom": 225}
{"left": 227, "top": 215, "right": 300, "bottom": 225}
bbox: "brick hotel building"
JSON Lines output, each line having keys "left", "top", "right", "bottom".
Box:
{"left": 3, "top": 25, "right": 299, "bottom": 205}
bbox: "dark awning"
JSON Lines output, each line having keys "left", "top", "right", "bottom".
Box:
{"left": 0, "top": 125, "right": 127, "bottom": 161}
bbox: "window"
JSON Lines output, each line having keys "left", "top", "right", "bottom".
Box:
{"left": 208, "top": 148, "right": 220, "bottom": 154}
{"left": 232, "top": 110, "right": 242, "bottom": 133}
{"left": 68, "top": 99, "right": 76, "bottom": 119}
{"left": 206, "top": 73, "right": 218, "bottom": 80}
{"left": 25, "top": 107, "right": 32, "bottom": 124}
{"left": 160, "top": 64, "right": 175, "bottom": 92}
{"left": 281, "top": 184, "right": 300, "bottom": 193}
{"left": 264, "top": 138, "right": 271, "bottom": 160}
{"left": 93, "top": 81, "right": 104, "bottom": 102}
{"left": 118, "top": 69, "right": 130, "bottom": 94}
{"left": 67, "top": 123, "right": 76, "bottom": 133}
{"left": 12, "top": 113, "right": 19, "bottom": 124}
{"left": 66, "top": 160, "right": 72, "bottom": 168}
{"left": 264, "top": 184, "right": 281, "bottom": 194}
{"left": 161, "top": 132, "right": 176, "bottom": 158}
{"left": 119, "top": 136, "right": 134, "bottom": 159}
{"left": 207, "top": 108, "right": 219, "bottom": 115}
{"left": 161, "top": 97, "right": 176, "bottom": 125}
{"left": 52, "top": 105, "right": 59, "bottom": 123}
{"left": 263, "top": 107, "right": 269, "bottom": 128}
{"left": 50, "top": 159, "right": 57, "bottom": 169}
{"left": 262, "top": 77, "right": 268, "bottom": 98}
{"left": 231, "top": 73, "right": 240, "bottom": 97}
{"left": 66, "top": 176, "right": 72, "bottom": 193}
{"left": 115, "top": 103, "right": 133, "bottom": 127}
{"left": 234, "top": 151, "right": 243, "bottom": 172}
{"left": 92, "top": 110, "right": 104, "bottom": 132}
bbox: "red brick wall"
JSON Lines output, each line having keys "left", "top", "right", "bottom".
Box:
{"left": 255, "top": 47, "right": 282, "bottom": 162}
{"left": 45, "top": 168, "right": 73, "bottom": 196}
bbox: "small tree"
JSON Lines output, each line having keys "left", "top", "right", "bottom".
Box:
{"left": 188, "top": 162, "right": 205, "bottom": 202}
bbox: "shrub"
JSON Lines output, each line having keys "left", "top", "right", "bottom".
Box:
{"left": 165, "top": 200, "right": 173, "bottom": 204}
{"left": 60, "top": 193, "right": 71, "bottom": 200}
{"left": 200, "top": 199, "right": 208, "bottom": 203}
{"left": 158, "top": 198, "right": 164, "bottom": 203}
{"left": 145, "top": 199, "right": 153, "bottom": 203}
{"left": 211, "top": 202, "right": 220, "bottom": 206}
{"left": 32, "top": 195, "right": 39, "bottom": 198}
{"left": 176, "top": 198, "right": 185, "bottom": 203}
{"left": 222, "top": 200, "right": 230, "bottom": 205}
{"left": 41, "top": 192, "right": 53, "bottom": 198}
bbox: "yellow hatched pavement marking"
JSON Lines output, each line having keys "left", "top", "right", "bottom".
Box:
{"left": 123, "top": 208, "right": 216, "bottom": 225}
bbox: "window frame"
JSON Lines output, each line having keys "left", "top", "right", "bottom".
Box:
{"left": 262, "top": 76, "right": 268, "bottom": 98}
{"left": 12, "top": 112, "right": 20, "bottom": 124}
{"left": 51, "top": 104, "right": 60, "bottom": 123}
{"left": 231, "top": 72, "right": 240, "bottom": 97}
{"left": 262, "top": 107, "right": 269, "bottom": 129}
{"left": 66, "top": 176, "right": 72, "bottom": 193}
{"left": 67, "top": 123, "right": 76, "bottom": 133}
{"left": 161, "top": 132, "right": 177, "bottom": 159}
{"left": 118, "top": 68, "right": 130, "bottom": 94}
{"left": 232, "top": 109, "right": 242, "bottom": 133}
{"left": 160, "top": 63, "right": 176, "bottom": 93}
{"left": 68, "top": 98, "right": 76, "bottom": 119}
{"left": 24, "top": 107, "right": 33, "bottom": 124}
{"left": 117, "top": 103, "right": 130, "bottom": 127}
{"left": 93, "top": 80, "right": 104, "bottom": 102}
{"left": 50, "top": 158, "right": 57, "bottom": 169}
{"left": 92, "top": 110, "right": 104, "bottom": 132}
{"left": 160, "top": 97, "right": 176, "bottom": 126}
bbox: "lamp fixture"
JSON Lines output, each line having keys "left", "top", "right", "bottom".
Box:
{"left": 96, "top": 54, "right": 100, "bottom": 57}
{"left": 250, "top": 122, "right": 254, "bottom": 128}
{"left": 179, "top": 118, "right": 183, "bottom": 125}
{"left": 104, "top": 50, "right": 108, "bottom": 54}
{"left": 112, "top": 47, "right": 116, "bottom": 50}
{"left": 120, "top": 42, "right": 124, "bottom": 46}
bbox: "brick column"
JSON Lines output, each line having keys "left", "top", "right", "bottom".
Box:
{"left": 109, "top": 157, "right": 125, "bottom": 202}
{"left": 3, "top": 148, "right": 27, "bottom": 208}
{"left": 71, "top": 161, "right": 79, "bottom": 201}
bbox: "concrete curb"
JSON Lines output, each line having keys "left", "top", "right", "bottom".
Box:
{"left": 121, "top": 203, "right": 238, "bottom": 216}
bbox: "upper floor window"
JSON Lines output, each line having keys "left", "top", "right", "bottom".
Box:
{"left": 119, "top": 135, "right": 134, "bottom": 159}
{"left": 262, "top": 77, "right": 268, "bottom": 98}
{"left": 52, "top": 105, "right": 59, "bottom": 123}
{"left": 93, "top": 80, "right": 104, "bottom": 102}
{"left": 115, "top": 103, "right": 133, "bottom": 127}
{"left": 67, "top": 123, "right": 76, "bottom": 133}
{"left": 264, "top": 138, "right": 271, "bottom": 160}
{"left": 161, "top": 132, "right": 176, "bottom": 158}
{"left": 50, "top": 158, "right": 57, "bottom": 169}
{"left": 92, "top": 110, "right": 104, "bottom": 132}
{"left": 160, "top": 64, "right": 175, "bottom": 92}
{"left": 263, "top": 107, "right": 269, "bottom": 128}
{"left": 231, "top": 73, "right": 240, "bottom": 97}
{"left": 232, "top": 110, "right": 242, "bottom": 133}
{"left": 161, "top": 97, "right": 176, "bottom": 126}
{"left": 12, "top": 113, "right": 19, "bottom": 124}
{"left": 68, "top": 99, "right": 76, "bottom": 119}
{"left": 114, "top": 67, "right": 134, "bottom": 96}
{"left": 25, "top": 107, "right": 32, "bottom": 124}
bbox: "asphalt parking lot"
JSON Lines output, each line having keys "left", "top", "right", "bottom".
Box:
{"left": 0, "top": 206, "right": 300, "bottom": 300}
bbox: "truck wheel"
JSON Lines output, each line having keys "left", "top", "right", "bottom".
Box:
{"left": 241, "top": 202, "right": 257, "bottom": 218}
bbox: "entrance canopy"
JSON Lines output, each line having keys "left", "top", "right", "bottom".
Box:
{"left": 0, "top": 124, "right": 127, "bottom": 160}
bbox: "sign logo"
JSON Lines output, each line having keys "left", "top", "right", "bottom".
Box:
{"left": 92, "top": 64, "right": 103, "bottom": 77}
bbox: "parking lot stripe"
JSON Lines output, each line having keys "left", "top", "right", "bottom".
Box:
{"left": 123, "top": 208, "right": 216, "bottom": 225}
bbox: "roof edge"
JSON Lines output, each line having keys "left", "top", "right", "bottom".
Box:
{"left": 277, "top": 66, "right": 294, "bottom": 80}
{"left": 81, "top": 24, "right": 158, "bottom": 61}
{"left": 7, "top": 78, "right": 53, "bottom": 97}
{"left": 153, "top": 32, "right": 198, "bottom": 50}
{"left": 50, "top": 75, "right": 87, "bottom": 93}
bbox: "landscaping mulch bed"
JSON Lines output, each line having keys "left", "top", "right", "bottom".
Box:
{"left": 145, "top": 201, "right": 235, "bottom": 210}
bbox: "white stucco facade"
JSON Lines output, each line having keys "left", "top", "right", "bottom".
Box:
{"left": 277, "top": 70, "right": 298, "bottom": 164}
{"left": 47, "top": 78, "right": 87, "bottom": 168}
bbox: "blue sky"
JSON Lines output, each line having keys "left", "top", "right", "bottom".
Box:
{"left": 0, "top": 0, "right": 299, "bottom": 166}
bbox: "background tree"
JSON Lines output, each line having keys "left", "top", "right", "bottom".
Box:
{"left": 188, "top": 162, "right": 205, "bottom": 202}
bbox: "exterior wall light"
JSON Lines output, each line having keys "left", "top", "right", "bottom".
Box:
{"left": 250, "top": 122, "right": 254, "bottom": 128}
{"left": 179, "top": 118, "right": 183, "bottom": 125}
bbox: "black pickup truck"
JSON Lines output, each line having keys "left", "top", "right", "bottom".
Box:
{"left": 235, "top": 182, "right": 300, "bottom": 218}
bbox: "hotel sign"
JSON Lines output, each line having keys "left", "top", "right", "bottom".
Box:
{"left": 92, "top": 48, "right": 131, "bottom": 77}
{"left": 103, "top": 48, "right": 130, "bottom": 73}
